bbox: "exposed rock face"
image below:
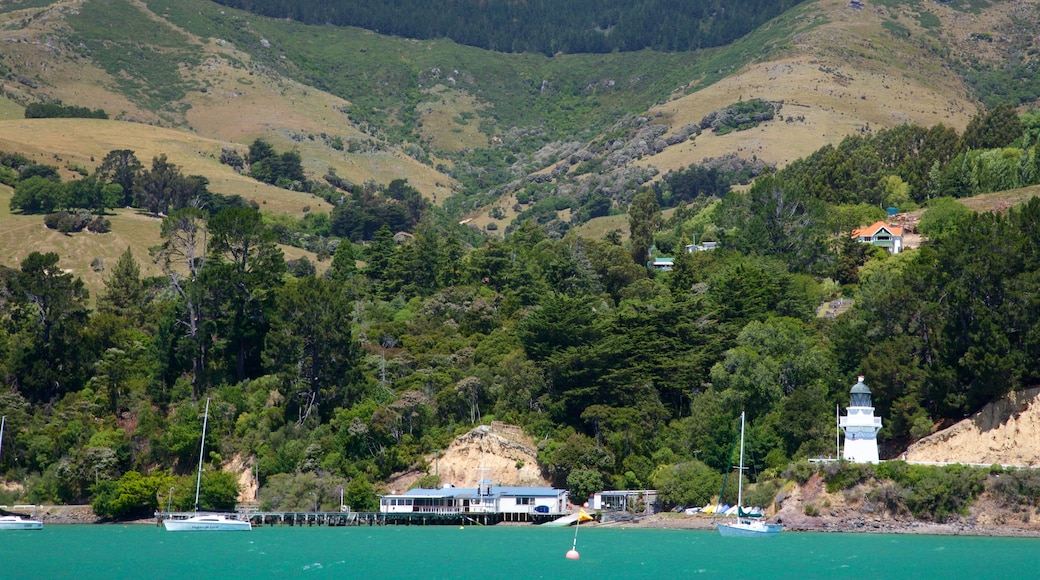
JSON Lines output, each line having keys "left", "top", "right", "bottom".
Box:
{"left": 905, "top": 387, "right": 1040, "bottom": 467}
{"left": 387, "top": 423, "right": 551, "bottom": 493}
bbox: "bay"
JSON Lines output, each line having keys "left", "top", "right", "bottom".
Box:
{"left": 1, "top": 524, "right": 1036, "bottom": 579}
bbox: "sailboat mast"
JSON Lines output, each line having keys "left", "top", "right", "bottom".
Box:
{"left": 194, "top": 399, "right": 210, "bottom": 513}
{"left": 737, "top": 411, "right": 745, "bottom": 511}
{"left": 0, "top": 415, "right": 5, "bottom": 465}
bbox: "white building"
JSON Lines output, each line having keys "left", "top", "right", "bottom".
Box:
{"left": 380, "top": 481, "right": 568, "bottom": 516}
{"left": 589, "top": 490, "right": 659, "bottom": 514}
{"left": 839, "top": 376, "right": 882, "bottom": 463}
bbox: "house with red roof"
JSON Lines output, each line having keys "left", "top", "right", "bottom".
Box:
{"left": 852, "top": 221, "right": 903, "bottom": 254}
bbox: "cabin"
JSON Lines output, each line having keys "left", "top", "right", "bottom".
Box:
{"left": 684, "top": 241, "right": 718, "bottom": 253}
{"left": 379, "top": 482, "right": 568, "bottom": 516}
{"left": 650, "top": 257, "right": 674, "bottom": 271}
{"left": 852, "top": 221, "right": 903, "bottom": 254}
{"left": 589, "top": 489, "right": 660, "bottom": 515}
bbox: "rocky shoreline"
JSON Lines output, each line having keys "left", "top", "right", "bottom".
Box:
{"left": 613, "top": 512, "right": 1040, "bottom": 537}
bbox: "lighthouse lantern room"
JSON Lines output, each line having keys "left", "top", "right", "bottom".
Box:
{"left": 838, "top": 376, "right": 882, "bottom": 463}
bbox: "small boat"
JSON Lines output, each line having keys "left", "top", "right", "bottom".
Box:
{"left": 715, "top": 411, "right": 782, "bottom": 538}
{"left": 0, "top": 416, "right": 43, "bottom": 531}
{"left": 0, "top": 515, "right": 44, "bottom": 531}
{"left": 163, "top": 399, "right": 251, "bottom": 532}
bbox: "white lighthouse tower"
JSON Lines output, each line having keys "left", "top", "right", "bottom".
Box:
{"left": 839, "top": 376, "right": 882, "bottom": 463}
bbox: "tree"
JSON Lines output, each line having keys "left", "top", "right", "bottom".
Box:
{"left": 961, "top": 103, "right": 1024, "bottom": 151}
{"left": 135, "top": 155, "right": 184, "bottom": 216}
{"left": 566, "top": 468, "right": 604, "bottom": 504}
{"left": 652, "top": 460, "right": 722, "bottom": 508}
{"left": 96, "top": 247, "right": 146, "bottom": 322}
{"left": 10, "top": 176, "right": 65, "bottom": 214}
{"left": 152, "top": 208, "right": 209, "bottom": 392}
{"left": 327, "top": 241, "right": 359, "bottom": 282}
{"left": 206, "top": 207, "right": 286, "bottom": 382}
{"left": 7, "top": 252, "right": 90, "bottom": 402}
{"left": 247, "top": 138, "right": 276, "bottom": 165}
{"left": 455, "top": 376, "right": 483, "bottom": 424}
{"left": 918, "top": 198, "right": 973, "bottom": 241}
{"left": 628, "top": 191, "right": 661, "bottom": 266}
{"left": 264, "top": 276, "right": 363, "bottom": 424}
{"left": 67, "top": 175, "right": 122, "bottom": 214}
{"left": 720, "top": 177, "right": 829, "bottom": 273}
{"left": 517, "top": 293, "right": 602, "bottom": 363}
{"left": 96, "top": 150, "right": 142, "bottom": 207}
{"left": 91, "top": 471, "right": 169, "bottom": 520}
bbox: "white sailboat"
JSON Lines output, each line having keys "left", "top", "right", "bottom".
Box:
{"left": 715, "top": 411, "right": 782, "bottom": 537}
{"left": 0, "top": 416, "right": 43, "bottom": 531}
{"left": 163, "top": 400, "right": 251, "bottom": 532}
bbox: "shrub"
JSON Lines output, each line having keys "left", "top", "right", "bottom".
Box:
{"left": 411, "top": 475, "right": 441, "bottom": 489}
{"left": 823, "top": 462, "right": 875, "bottom": 493}
{"left": 745, "top": 479, "right": 781, "bottom": 508}
{"left": 652, "top": 460, "right": 724, "bottom": 509}
{"left": 989, "top": 468, "right": 1040, "bottom": 508}
{"left": 88, "top": 216, "right": 112, "bottom": 233}
{"left": 875, "top": 463, "right": 986, "bottom": 521}
{"left": 868, "top": 482, "right": 909, "bottom": 515}
{"left": 804, "top": 503, "right": 819, "bottom": 516}
{"left": 782, "top": 460, "right": 818, "bottom": 484}
{"left": 220, "top": 147, "right": 245, "bottom": 170}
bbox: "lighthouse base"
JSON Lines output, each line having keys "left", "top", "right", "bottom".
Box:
{"left": 843, "top": 437, "right": 879, "bottom": 463}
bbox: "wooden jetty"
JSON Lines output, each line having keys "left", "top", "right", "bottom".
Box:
{"left": 157, "top": 510, "right": 562, "bottom": 527}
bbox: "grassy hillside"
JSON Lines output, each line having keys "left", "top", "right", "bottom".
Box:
{"left": 0, "top": 0, "right": 1036, "bottom": 254}
{"left": 0, "top": 118, "right": 327, "bottom": 298}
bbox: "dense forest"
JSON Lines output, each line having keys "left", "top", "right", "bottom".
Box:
{"left": 208, "top": 0, "right": 806, "bottom": 55}
{"left": 2, "top": 101, "right": 1040, "bottom": 519}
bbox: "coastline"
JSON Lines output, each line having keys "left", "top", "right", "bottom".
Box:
{"left": 613, "top": 512, "right": 1040, "bottom": 537}
{"left": 30, "top": 503, "right": 1040, "bottom": 537}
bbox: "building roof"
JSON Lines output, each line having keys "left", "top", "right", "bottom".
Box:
{"left": 383, "top": 486, "right": 566, "bottom": 499}
{"left": 852, "top": 221, "right": 903, "bottom": 238}
{"left": 851, "top": 376, "right": 871, "bottom": 394}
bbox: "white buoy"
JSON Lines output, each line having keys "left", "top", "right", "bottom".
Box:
{"left": 566, "top": 549, "right": 580, "bottom": 560}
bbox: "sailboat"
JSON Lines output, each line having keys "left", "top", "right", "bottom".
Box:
{"left": 163, "top": 400, "right": 251, "bottom": 532}
{"left": 715, "top": 411, "right": 782, "bottom": 537}
{"left": 0, "top": 416, "right": 43, "bottom": 531}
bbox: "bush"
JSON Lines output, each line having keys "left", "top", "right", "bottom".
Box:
{"left": 868, "top": 482, "right": 908, "bottom": 515}
{"left": 43, "top": 211, "right": 88, "bottom": 233}
{"left": 782, "top": 460, "right": 818, "bottom": 484}
{"left": 411, "top": 475, "right": 441, "bottom": 489}
{"left": 91, "top": 471, "right": 167, "bottom": 520}
{"left": 220, "top": 148, "right": 245, "bottom": 170}
{"left": 875, "top": 463, "right": 986, "bottom": 521}
{"left": 823, "top": 462, "right": 875, "bottom": 493}
{"left": 989, "top": 468, "right": 1040, "bottom": 508}
{"left": 88, "top": 216, "right": 112, "bottom": 233}
{"left": 804, "top": 503, "right": 819, "bottom": 516}
{"left": 745, "top": 479, "right": 781, "bottom": 508}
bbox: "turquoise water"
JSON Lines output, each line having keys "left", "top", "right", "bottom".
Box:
{"left": 1, "top": 525, "right": 1038, "bottom": 579}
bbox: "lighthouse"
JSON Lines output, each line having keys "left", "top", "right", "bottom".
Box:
{"left": 839, "top": 376, "right": 882, "bottom": 463}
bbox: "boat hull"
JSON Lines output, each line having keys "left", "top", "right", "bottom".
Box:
{"left": 0, "top": 517, "right": 43, "bottom": 530}
{"left": 715, "top": 521, "right": 782, "bottom": 537}
{"left": 163, "top": 516, "right": 251, "bottom": 532}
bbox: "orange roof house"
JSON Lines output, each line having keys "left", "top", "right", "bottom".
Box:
{"left": 852, "top": 221, "right": 903, "bottom": 254}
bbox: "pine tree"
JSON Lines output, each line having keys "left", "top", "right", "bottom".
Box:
{"left": 97, "top": 247, "right": 146, "bottom": 322}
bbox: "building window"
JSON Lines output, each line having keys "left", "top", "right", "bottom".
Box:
{"left": 517, "top": 497, "right": 534, "bottom": 505}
